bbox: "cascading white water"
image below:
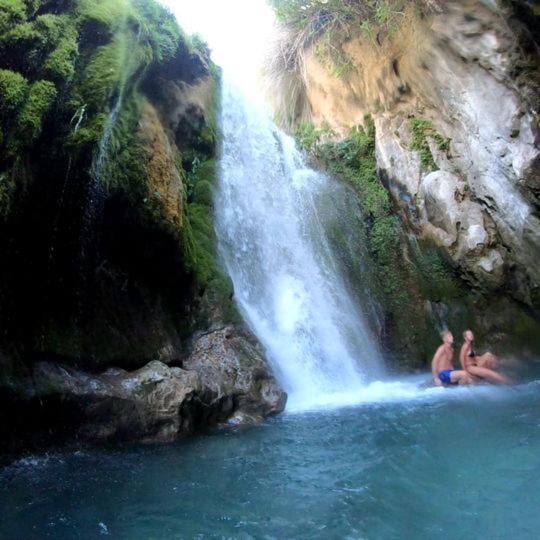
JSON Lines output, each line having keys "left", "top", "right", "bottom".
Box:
{"left": 215, "top": 78, "right": 385, "bottom": 410}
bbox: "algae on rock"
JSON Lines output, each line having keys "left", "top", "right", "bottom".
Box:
{"left": 0, "top": 0, "right": 230, "bottom": 367}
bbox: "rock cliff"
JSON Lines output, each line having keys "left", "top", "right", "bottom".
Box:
{"left": 269, "top": 0, "right": 540, "bottom": 362}
{"left": 0, "top": 0, "right": 285, "bottom": 453}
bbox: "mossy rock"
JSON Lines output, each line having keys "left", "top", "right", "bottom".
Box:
{"left": 192, "top": 180, "right": 213, "bottom": 206}
{"left": 0, "top": 68, "right": 28, "bottom": 114}
{"left": 16, "top": 79, "right": 57, "bottom": 141}
{"left": 0, "top": 0, "right": 28, "bottom": 34}
{"left": 409, "top": 117, "right": 450, "bottom": 171}
{"left": 43, "top": 30, "right": 78, "bottom": 82}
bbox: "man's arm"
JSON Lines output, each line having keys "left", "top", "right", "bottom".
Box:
{"left": 459, "top": 343, "right": 467, "bottom": 370}
{"left": 431, "top": 346, "right": 443, "bottom": 384}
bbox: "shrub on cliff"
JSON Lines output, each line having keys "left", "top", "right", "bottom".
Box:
{"left": 16, "top": 79, "right": 57, "bottom": 141}
{"left": 43, "top": 30, "right": 78, "bottom": 82}
{"left": 0, "top": 0, "right": 27, "bottom": 34}
{"left": 0, "top": 68, "right": 28, "bottom": 114}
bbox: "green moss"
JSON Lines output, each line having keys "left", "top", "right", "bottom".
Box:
{"left": 65, "top": 112, "right": 108, "bottom": 153}
{"left": 192, "top": 180, "right": 213, "bottom": 206}
{"left": 16, "top": 79, "right": 57, "bottom": 141}
{"left": 0, "top": 0, "right": 27, "bottom": 34}
{"left": 33, "top": 13, "right": 67, "bottom": 43}
{"left": 183, "top": 157, "right": 219, "bottom": 281}
{"left": 0, "top": 20, "right": 39, "bottom": 47}
{"left": 0, "top": 68, "right": 28, "bottom": 114}
{"left": 43, "top": 29, "right": 78, "bottom": 81}
{"left": 82, "top": 35, "right": 127, "bottom": 108}
{"left": 409, "top": 117, "right": 450, "bottom": 171}
{"left": 132, "top": 0, "right": 182, "bottom": 65}
{"left": 183, "top": 202, "right": 216, "bottom": 285}
{"left": 78, "top": 0, "right": 131, "bottom": 32}
{"left": 98, "top": 91, "right": 147, "bottom": 193}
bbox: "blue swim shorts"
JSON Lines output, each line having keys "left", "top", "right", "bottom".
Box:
{"left": 439, "top": 369, "right": 457, "bottom": 386}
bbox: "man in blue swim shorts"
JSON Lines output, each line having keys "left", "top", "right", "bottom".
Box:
{"left": 431, "top": 330, "right": 473, "bottom": 386}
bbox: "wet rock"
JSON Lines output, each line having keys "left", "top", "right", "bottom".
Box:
{"left": 27, "top": 328, "right": 286, "bottom": 443}
{"left": 184, "top": 327, "right": 287, "bottom": 423}
{"left": 33, "top": 361, "right": 202, "bottom": 442}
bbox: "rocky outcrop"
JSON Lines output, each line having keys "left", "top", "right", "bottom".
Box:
{"left": 0, "top": 0, "right": 285, "bottom": 451}
{"left": 184, "top": 327, "right": 287, "bottom": 424}
{"left": 296, "top": 1, "right": 540, "bottom": 304}
{"left": 23, "top": 327, "right": 285, "bottom": 443}
{"left": 270, "top": 0, "right": 540, "bottom": 359}
{"left": 33, "top": 361, "right": 202, "bottom": 443}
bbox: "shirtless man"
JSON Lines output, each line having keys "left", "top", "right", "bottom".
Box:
{"left": 432, "top": 330, "right": 473, "bottom": 386}
{"left": 460, "top": 329, "right": 512, "bottom": 385}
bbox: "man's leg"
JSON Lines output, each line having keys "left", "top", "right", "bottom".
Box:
{"left": 450, "top": 370, "right": 474, "bottom": 385}
{"left": 467, "top": 365, "right": 511, "bottom": 384}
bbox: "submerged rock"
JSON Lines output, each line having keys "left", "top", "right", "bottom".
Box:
{"left": 27, "top": 328, "right": 286, "bottom": 443}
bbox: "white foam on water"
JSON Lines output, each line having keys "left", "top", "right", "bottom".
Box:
{"left": 284, "top": 375, "right": 540, "bottom": 413}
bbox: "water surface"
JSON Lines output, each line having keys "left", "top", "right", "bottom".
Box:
{"left": 2, "top": 379, "right": 539, "bottom": 539}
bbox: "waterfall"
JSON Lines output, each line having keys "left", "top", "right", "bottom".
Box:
{"left": 215, "top": 78, "right": 385, "bottom": 411}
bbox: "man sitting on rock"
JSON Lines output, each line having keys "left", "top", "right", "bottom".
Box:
{"left": 432, "top": 330, "right": 474, "bottom": 386}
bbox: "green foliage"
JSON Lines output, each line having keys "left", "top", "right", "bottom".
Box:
{"left": 409, "top": 117, "right": 450, "bottom": 171}
{"left": 192, "top": 180, "right": 213, "bottom": 206}
{"left": 295, "top": 121, "right": 334, "bottom": 151}
{"left": 43, "top": 29, "right": 78, "bottom": 81}
{"left": 183, "top": 202, "right": 216, "bottom": 286}
{"left": 17, "top": 79, "right": 56, "bottom": 140}
{"left": 0, "top": 20, "right": 39, "bottom": 48}
{"left": 132, "top": 0, "right": 183, "bottom": 64}
{"left": 82, "top": 36, "right": 127, "bottom": 108}
{"left": 78, "top": 0, "right": 130, "bottom": 31}
{"left": 299, "top": 115, "right": 461, "bottom": 361}
{"left": 302, "top": 117, "right": 392, "bottom": 221}
{"left": 0, "top": 68, "right": 28, "bottom": 114}
{"left": 65, "top": 112, "right": 107, "bottom": 154}
{"left": 0, "top": 0, "right": 27, "bottom": 34}
{"left": 33, "top": 13, "right": 67, "bottom": 43}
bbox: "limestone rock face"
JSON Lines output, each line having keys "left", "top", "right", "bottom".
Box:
{"left": 28, "top": 328, "right": 286, "bottom": 443}
{"left": 297, "top": 0, "right": 540, "bottom": 305}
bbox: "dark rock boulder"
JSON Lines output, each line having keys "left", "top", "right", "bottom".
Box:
{"left": 22, "top": 328, "right": 286, "bottom": 444}
{"left": 32, "top": 361, "right": 202, "bottom": 443}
